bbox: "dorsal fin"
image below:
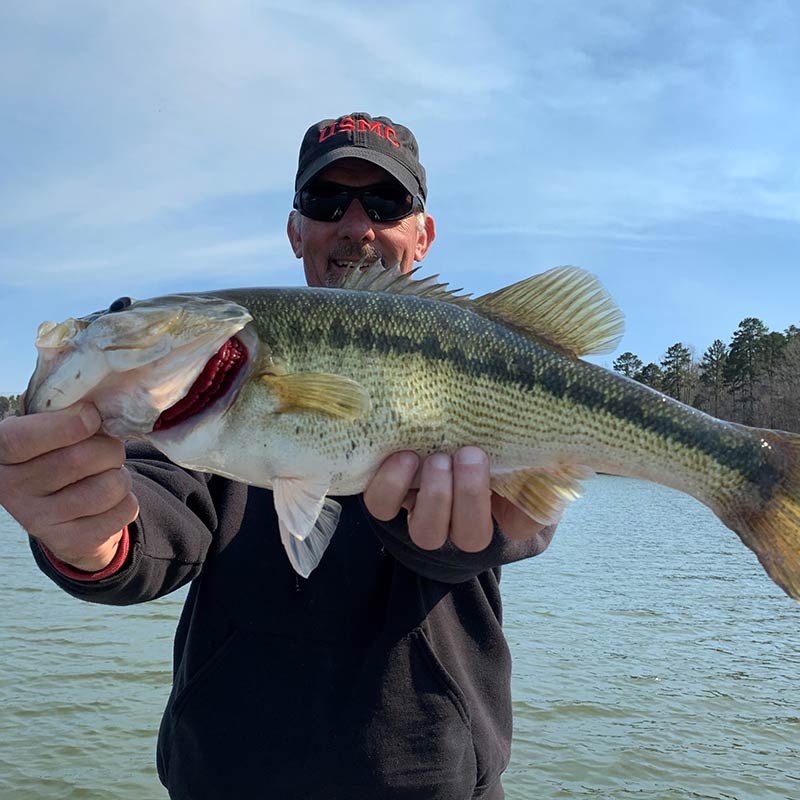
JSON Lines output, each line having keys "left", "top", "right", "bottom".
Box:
{"left": 337, "top": 263, "right": 624, "bottom": 359}
{"left": 473, "top": 266, "right": 624, "bottom": 358}
{"left": 335, "top": 262, "right": 473, "bottom": 306}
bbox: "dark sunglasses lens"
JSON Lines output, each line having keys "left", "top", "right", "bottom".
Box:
{"left": 359, "top": 186, "right": 415, "bottom": 222}
{"left": 298, "top": 186, "right": 351, "bottom": 221}
{"left": 298, "top": 183, "right": 417, "bottom": 222}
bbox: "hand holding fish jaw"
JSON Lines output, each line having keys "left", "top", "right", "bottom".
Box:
{"left": 363, "top": 447, "right": 558, "bottom": 552}
{"left": 0, "top": 402, "right": 139, "bottom": 572}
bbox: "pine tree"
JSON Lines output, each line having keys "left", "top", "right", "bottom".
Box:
{"left": 634, "top": 363, "right": 663, "bottom": 390}
{"left": 724, "top": 318, "right": 769, "bottom": 424}
{"left": 699, "top": 339, "right": 728, "bottom": 417}
{"left": 612, "top": 352, "right": 643, "bottom": 378}
{"left": 660, "top": 343, "right": 693, "bottom": 403}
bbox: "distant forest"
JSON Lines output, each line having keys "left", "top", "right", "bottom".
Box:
{"left": 3, "top": 316, "right": 798, "bottom": 432}
{"left": 613, "top": 317, "right": 800, "bottom": 432}
{"left": 0, "top": 395, "right": 21, "bottom": 419}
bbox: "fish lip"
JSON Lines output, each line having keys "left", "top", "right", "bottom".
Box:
{"left": 25, "top": 341, "right": 100, "bottom": 415}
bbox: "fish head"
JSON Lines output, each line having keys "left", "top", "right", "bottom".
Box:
{"left": 26, "top": 293, "right": 254, "bottom": 437}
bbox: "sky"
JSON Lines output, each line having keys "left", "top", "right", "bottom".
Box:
{"left": 2, "top": 0, "right": 799, "bottom": 394}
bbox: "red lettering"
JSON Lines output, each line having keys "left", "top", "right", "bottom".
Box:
{"left": 384, "top": 126, "right": 401, "bottom": 148}
{"left": 337, "top": 116, "right": 356, "bottom": 133}
{"left": 319, "top": 124, "right": 337, "bottom": 142}
{"left": 358, "top": 119, "right": 384, "bottom": 137}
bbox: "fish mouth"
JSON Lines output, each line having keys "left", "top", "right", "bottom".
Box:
{"left": 153, "top": 336, "right": 248, "bottom": 431}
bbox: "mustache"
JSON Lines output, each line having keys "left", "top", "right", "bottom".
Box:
{"left": 325, "top": 244, "right": 386, "bottom": 287}
{"left": 328, "top": 242, "right": 382, "bottom": 264}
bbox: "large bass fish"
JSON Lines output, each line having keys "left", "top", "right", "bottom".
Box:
{"left": 25, "top": 265, "right": 800, "bottom": 598}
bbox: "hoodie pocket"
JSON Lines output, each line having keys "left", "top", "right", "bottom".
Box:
{"left": 158, "top": 625, "right": 480, "bottom": 800}
{"left": 167, "top": 629, "right": 240, "bottom": 726}
{"left": 316, "top": 626, "right": 478, "bottom": 799}
{"left": 158, "top": 628, "right": 321, "bottom": 797}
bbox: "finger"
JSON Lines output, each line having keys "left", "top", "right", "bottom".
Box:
{"left": 0, "top": 404, "right": 101, "bottom": 465}
{"left": 26, "top": 469, "right": 132, "bottom": 535}
{"left": 44, "top": 466, "right": 134, "bottom": 528}
{"left": 363, "top": 451, "right": 420, "bottom": 521}
{"left": 408, "top": 453, "right": 452, "bottom": 550}
{"left": 449, "top": 447, "right": 493, "bottom": 552}
{"left": 41, "top": 492, "right": 140, "bottom": 566}
{"left": 400, "top": 488, "right": 419, "bottom": 513}
{"left": 26, "top": 435, "right": 127, "bottom": 496}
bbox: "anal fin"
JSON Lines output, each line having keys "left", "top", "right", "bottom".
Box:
{"left": 491, "top": 465, "right": 594, "bottom": 525}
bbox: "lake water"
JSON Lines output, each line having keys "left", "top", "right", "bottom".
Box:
{"left": 1, "top": 476, "right": 798, "bottom": 799}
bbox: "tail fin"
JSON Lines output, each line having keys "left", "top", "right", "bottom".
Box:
{"left": 727, "top": 430, "right": 800, "bottom": 601}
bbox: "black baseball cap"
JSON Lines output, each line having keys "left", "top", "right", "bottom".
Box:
{"left": 294, "top": 113, "right": 427, "bottom": 202}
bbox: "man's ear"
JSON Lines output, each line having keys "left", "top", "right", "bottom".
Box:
{"left": 287, "top": 211, "right": 303, "bottom": 258}
{"left": 414, "top": 214, "right": 436, "bottom": 262}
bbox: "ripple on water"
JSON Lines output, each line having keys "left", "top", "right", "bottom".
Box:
{"left": 3, "top": 480, "right": 800, "bottom": 800}
{"left": 502, "top": 477, "right": 800, "bottom": 800}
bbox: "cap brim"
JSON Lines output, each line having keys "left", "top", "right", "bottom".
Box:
{"left": 296, "top": 147, "right": 422, "bottom": 200}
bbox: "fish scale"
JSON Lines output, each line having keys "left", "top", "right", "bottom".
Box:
{"left": 25, "top": 265, "right": 800, "bottom": 596}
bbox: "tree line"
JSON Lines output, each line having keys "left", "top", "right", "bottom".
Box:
{"left": 613, "top": 318, "right": 800, "bottom": 431}
{"left": 0, "top": 395, "right": 22, "bottom": 419}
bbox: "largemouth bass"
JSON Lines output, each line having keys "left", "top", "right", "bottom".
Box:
{"left": 25, "top": 265, "right": 800, "bottom": 598}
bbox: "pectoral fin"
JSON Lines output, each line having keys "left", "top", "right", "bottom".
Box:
{"left": 261, "top": 373, "right": 371, "bottom": 420}
{"left": 273, "top": 477, "right": 341, "bottom": 577}
{"left": 491, "top": 465, "right": 595, "bottom": 525}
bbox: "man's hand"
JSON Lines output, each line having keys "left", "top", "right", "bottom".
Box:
{"left": 363, "top": 447, "right": 555, "bottom": 553}
{"left": 0, "top": 403, "right": 138, "bottom": 572}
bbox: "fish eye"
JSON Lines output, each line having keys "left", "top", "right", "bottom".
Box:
{"left": 108, "top": 297, "right": 132, "bottom": 313}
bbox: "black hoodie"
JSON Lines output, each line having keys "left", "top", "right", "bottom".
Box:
{"left": 31, "top": 444, "right": 550, "bottom": 799}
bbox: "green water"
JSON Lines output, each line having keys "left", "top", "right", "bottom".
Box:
{"left": 1, "top": 476, "right": 798, "bottom": 799}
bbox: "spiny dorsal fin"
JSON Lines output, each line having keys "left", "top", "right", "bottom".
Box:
{"left": 336, "top": 262, "right": 473, "bottom": 306}
{"left": 261, "top": 373, "right": 371, "bottom": 420}
{"left": 473, "top": 266, "right": 624, "bottom": 358}
{"left": 491, "top": 464, "right": 595, "bottom": 525}
{"left": 338, "top": 263, "right": 623, "bottom": 358}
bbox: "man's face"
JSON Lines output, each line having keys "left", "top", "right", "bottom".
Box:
{"left": 287, "top": 158, "right": 435, "bottom": 288}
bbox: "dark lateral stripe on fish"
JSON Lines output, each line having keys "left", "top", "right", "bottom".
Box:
{"left": 261, "top": 291, "right": 782, "bottom": 496}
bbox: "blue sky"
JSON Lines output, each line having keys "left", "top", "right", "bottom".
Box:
{"left": 2, "top": 1, "right": 799, "bottom": 393}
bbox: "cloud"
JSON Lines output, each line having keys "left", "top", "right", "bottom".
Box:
{"left": 2, "top": 0, "right": 799, "bottom": 393}
{"left": 432, "top": 1, "right": 800, "bottom": 233}
{"left": 6, "top": 1, "right": 797, "bottom": 240}
{"left": 0, "top": 230, "right": 294, "bottom": 291}
{"left": 181, "top": 234, "right": 289, "bottom": 261}
{"left": 0, "top": 0, "right": 518, "bottom": 230}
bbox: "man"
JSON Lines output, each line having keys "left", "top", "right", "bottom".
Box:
{"left": 0, "top": 113, "right": 554, "bottom": 799}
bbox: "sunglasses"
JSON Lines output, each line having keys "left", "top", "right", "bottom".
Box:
{"left": 293, "top": 181, "right": 423, "bottom": 223}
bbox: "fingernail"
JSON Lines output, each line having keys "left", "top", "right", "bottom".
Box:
{"left": 78, "top": 404, "right": 101, "bottom": 431}
{"left": 455, "top": 447, "right": 486, "bottom": 466}
{"left": 429, "top": 453, "right": 452, "bottom": 471}
{"left": 397, "top": 451, "right": 420, "bottom": 471}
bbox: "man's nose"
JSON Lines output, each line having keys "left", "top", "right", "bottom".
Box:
{"left": 336, "top": 198, "right": 377, "bottom": 242}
